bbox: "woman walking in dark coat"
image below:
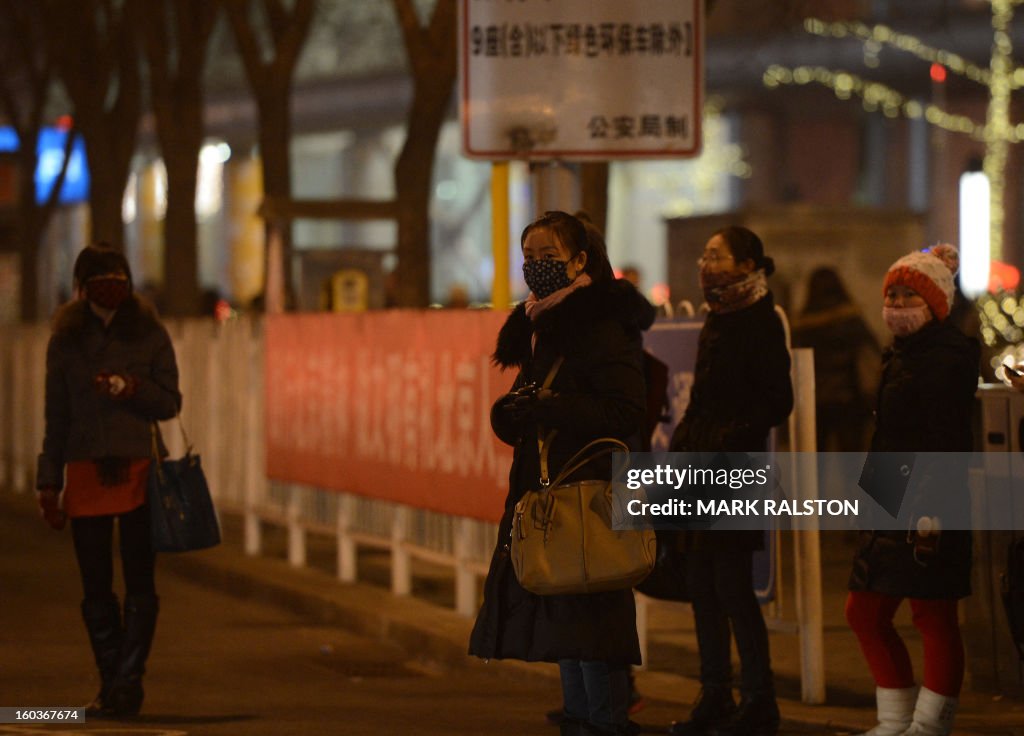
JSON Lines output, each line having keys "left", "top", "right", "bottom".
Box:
{"left": 469, "top": 211, "right": 653, "bottom": 736}
{"left": 668, "top": 226, "right": 793, "bottom": 736}
{"left": 36, "top": 244, "right": 181, "bottom": 717}
{"left": 845, "top": 245, "right": 978, "bottom": 736}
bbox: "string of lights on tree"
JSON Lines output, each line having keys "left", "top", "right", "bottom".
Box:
{"left": 762, "top": 0, "right": 1022, "bottom": 267}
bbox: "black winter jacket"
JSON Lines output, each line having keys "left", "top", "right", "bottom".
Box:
{"left": 468, "top": 279, "right": 654, "bottom": 665}
{"left": 849, "top": 320, "right": 979, "bottom": 600}
{"left": 37, "top": 297, "right": 182, "bottom": 490}
{"left": 671, "top": 293, "right": 793, "bottom": 454}
{"left": 669, "top": 293, "right": 793, "bottom": 551}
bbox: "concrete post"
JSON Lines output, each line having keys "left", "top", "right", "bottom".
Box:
{"left": 287, "top": 484, "right": 306, "bottom": 568}
{"left": 337, "top": 493, "right": 358, "bottom": 583}
{"left": 791, "top": 348, "right": 826, "bottom": 704}
{"left": 391, "top": 506, "right": 412, "bottom": 596}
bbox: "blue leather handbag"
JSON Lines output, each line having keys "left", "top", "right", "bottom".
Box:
{"left": 148, "top": 420, "right": 221, "bottom": 553}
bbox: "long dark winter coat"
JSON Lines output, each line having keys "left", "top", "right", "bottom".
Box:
{"left": 36, "top": 296, "right": 182, "bottom": 490}
{"left": 468, "top": 279, "right": 654, "bottom": 665}
{"left": 849, "top": 320, "right": 979, "bottom": 600}
{"left": 792, "top": 303, "right": 879, "bottom": 412}
{"left": 669, "top": 292, "right": 794, "bottom": 550}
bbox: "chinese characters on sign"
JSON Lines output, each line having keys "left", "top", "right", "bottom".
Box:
{"left": 265, "top": 311, "right": 513, "bottom": 523}
{"left": 587, "top": 114, "right": 690, "bottom": 140}
{"left": 460, "top": 0, "right": 703, "bottom": 159}
{"left": 470, "top": 22, "right": 694, "bottom": 59}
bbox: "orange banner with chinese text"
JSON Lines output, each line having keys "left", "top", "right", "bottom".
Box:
{"left": 265, "top": 310, "right": 514, "bottom": 522}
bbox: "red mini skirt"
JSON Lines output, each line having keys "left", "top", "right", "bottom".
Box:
{"left": 63, "top": 459, "right": 151, "bottom": 518}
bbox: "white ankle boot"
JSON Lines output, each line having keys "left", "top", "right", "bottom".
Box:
{"left": 900, "top": 687, "right": 957, "bottom": 736}
{"left": 858, "top": 686, "right": 916, "bottom": 736}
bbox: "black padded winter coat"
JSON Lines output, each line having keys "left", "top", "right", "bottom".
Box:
{"left": 468, "top": 279, "right": 654, "bottom": 665}
{"left": 669, "top": 292, "right": 793, "bottom": 551}
{"left": 848, "top": 320, "right": 979, "bottom": 600}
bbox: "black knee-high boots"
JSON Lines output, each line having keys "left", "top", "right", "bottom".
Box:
{"left": 82, "top": 593, "right": 159, "bottom": 717}
{"left": 80, "top": 595, "right": 123, "bottom": 716}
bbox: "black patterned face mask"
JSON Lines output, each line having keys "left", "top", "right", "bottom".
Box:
{"left": 523, "top": 259, "right": 574, "bottom": 299}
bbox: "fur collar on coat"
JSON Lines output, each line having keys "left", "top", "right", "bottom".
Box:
{"left": 493, "top": 279, "right": 655, "bottom": 369}
{"left": 52, "top": 295, "right": 163, "bottom": 342}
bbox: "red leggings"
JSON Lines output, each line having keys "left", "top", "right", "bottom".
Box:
{"left": 845, "top": 591, "right": 964, "bottom": 697}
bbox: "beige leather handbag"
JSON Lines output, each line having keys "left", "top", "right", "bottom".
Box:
{"left": 510, "top": 358, "right": 655, "bottom": 595}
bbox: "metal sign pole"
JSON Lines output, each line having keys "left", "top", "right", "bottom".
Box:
{"left": 531, "top": 161, "right": 581, "bottom": 217}
{"left": 491, "top": 162, "right": 511, "bottom": 309}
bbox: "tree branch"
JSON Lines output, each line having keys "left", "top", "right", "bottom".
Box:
{"left": 0, "top": 73, "right": 24, "bottom": 135}
{"left": 40, "top": 127, "right": 77, "bottom": 225}
{"left": 262, "top": 0, "right": 289, "bottom": 46}
{"left": 274, "top": 0, "right": 314, "bottom": 85}
{"left": 426, "top": 0, "right": 455, "bottom": 57}
{"left": 223, "top": 0, "right": 271, "bottom": 90}
{"left": 143, "top": 0, "right": 174, "bottom": 130}
{"left": 392, "top": 0, "right": 425, "bottom": 73}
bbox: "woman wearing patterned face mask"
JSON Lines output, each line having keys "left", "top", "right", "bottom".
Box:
{"left": 846, "top": 245, "right": 978, "bottom": 736}
{"left": 35, "top": 243, "right": 182, "bottom": 718}
{"left": 669, "top": 226, "right": 792, "bottom": 736}
{"left": 470, "top": 211, "right": 654, "bottom": 736}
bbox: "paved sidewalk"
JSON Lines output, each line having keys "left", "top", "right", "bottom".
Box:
{"left": 6, "top": 489, "right": 1024, "bottom": 734}
{"left": 167, "top": 521, "right": 1024, "bottom": 735}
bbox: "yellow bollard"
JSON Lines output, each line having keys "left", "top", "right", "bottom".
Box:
{"left": 491, "top": 162, "right": 510, "bottom": 311}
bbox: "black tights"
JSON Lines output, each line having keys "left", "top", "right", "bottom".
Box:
{"left": 71, "top": 504, "right": 156, "bottom": 601}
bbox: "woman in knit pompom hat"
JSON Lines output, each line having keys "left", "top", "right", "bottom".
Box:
{"left": 846, "top": 244, "right": 979, "bottom": 736}
{"left": 880, "top": 243, "right": 959, "bottom": 332}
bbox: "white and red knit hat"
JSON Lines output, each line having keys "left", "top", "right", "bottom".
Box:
{"left": 882, "top": 243, "right": 960, "bottom": 321}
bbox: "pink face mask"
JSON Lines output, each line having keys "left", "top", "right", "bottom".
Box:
{"left": 883, "top": 305, "right": 932, "bottom": 337}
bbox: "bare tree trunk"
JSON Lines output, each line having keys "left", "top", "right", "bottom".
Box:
{"left": 391, "top": 0, "right": 456, "bottom": 308}
{"left": 85, "top": 149, "right": 130, "bottom": 248}
{"left": 393, "top": 84, "right": 450, "bottom": 307}
{"left": 15, "top": 151, "right": 39, "bottom": 319}
{"left": 256, "top": 89, "right": 294, "bottom": 304}
{"left": 45, "top": 0, "right": 142, "bottom": 252}
{"left": 145, "top": 0, "right": 218, "bottom": 316}
{"left": 0, "top": 1, "right": 76, "bottom": 319}
{"left": 222, "top": 0, "right": 314, "bottom": 311}
{"left": 15, "top": 129, "right": 75, "bottom": 319}
{"left": 163, "top": 152, "right": 201, "bottom": 313}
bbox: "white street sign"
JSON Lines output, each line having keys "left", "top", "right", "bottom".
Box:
{"left": 459, "top": 0, "right": 704, "bottom": 160}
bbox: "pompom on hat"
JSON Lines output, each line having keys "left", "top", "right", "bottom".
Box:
{"left": 882, "top": 243, "right": 960, "bottom": 321}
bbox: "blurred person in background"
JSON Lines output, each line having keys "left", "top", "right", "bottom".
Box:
{"left": 792, "top": 267, "right": 880, "bottom": 451}
{"left": 36, "top": 244, "right": 182, "bottom": 717}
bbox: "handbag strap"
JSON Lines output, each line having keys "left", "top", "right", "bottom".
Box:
{"left": 546, "top": 437, "right": 631, "bottom": 490}
{"left": 150, "top": 413, "right": 193, "bottom": 461}
{"left": 536, "top": 357, "right": 564, "bottom": 487}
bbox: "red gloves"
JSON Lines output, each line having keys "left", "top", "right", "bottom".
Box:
{"left": 37, "top": 489, "right": 66, "bottom": 531}
{"left": 94, "top": 371, "right": 139, "bottom": 400}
